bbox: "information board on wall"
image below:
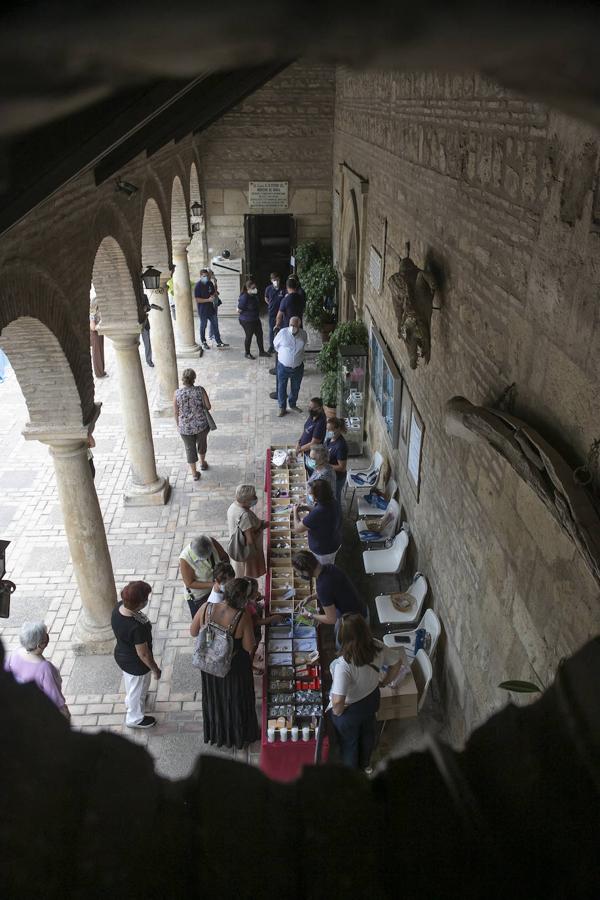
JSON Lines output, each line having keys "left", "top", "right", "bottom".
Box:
{"left": 407, "top": 408, "right": 424, "bottom": 499}
{"left": 248, "top": 181, "right": 289, "bottom": 210}
{"left": 369, "top": 245, "right": 383, "bottom": 292}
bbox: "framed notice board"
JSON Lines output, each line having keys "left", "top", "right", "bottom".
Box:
{"left": 406, "top": 404, "right": 424, "bottom": 500}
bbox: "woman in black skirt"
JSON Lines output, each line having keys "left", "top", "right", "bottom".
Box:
{"left": 190, "top": 577, "right": 260, "bottom": 749}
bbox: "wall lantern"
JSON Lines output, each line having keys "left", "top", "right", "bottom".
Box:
{"left": 115, "top": 177, "right": 138, "bottom": 197}
{"left": 141, "top": 265, "right": 161, "bottom": 290}
{"left": 190, "top": 200, "right": 203, "bottom": 232}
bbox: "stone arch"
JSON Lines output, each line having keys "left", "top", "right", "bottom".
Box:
{"left": 171, "top": 175, "right": 190, "bottom": 247}
{"left": 188, "top": 160, "right": 206, "bottom": 274}
{"left": 0, "top": 265, "right": 92, "bottom": 423}
{"left": 142, "top": 197, "right": 171, "bottom": 276}
{"left": 0, "top": 317, "right": 83, "bottom": 428}
{"left": 91, "top": 235, "right": 142, "bottom": 332}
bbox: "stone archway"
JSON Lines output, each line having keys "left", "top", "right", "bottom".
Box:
{"left": 0, "top": 304, "right": 116, "bottom": 646}
{"left": 170, "top": 174, "right": 200, "bottom": 355}
{"left": 142, "top": 197, "right": 178, "bottom": 413}
{"left": 188, "top": 160, "right": 207, "bottom": 275}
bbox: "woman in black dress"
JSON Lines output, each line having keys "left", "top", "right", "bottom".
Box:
{"left": 190, "top": 577, "right": 260, "bottom": 749}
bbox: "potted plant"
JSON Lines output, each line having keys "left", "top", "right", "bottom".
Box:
{"left": 295, "top": 240, "right": 323, "bottom": 273}
{"left": 317, "top": 319, "right": 369, "bottom": 376}
{"left": 320, "top": 370, "right": 338, "bottom": 418}
{"left": 301, "top": 256, "right": 338, "bottom": 341}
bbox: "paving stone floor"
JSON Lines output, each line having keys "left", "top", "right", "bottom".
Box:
{"left": 0, "top": 314, "right": 448, "bottom": 780}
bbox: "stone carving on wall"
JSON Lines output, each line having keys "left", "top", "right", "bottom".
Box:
{"left": 445, "top": 396, "right": 600, "bottom": 588}
{"left": 388, "top": 242, "right": 437, "bottom": 369}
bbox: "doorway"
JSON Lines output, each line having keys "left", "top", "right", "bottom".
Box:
{"left": 244, "top": 214, "right": 294, "bottom": 294}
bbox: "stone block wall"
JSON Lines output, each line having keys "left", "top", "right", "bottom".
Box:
{"left": 332, "top": 69, "right": 600, "bottom": 741}
{"left": 196, "top": 61, "right": 335, "bottom": 266}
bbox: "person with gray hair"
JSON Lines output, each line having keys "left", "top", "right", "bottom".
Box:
{"left": 307, "top": 444, "right": 337, "bottom": 495}
{"left": 227, "top": 484, "right": 267, "bottom": 577}
{"left": 273, "top": 314, "right": 307, "bottom": 416}
{"left": 173, "top": 368, "right": 213, "bottom": 481}
{"left": 4, "top": 622, "right": 69, "bottom": 718}
{"left": 179, "top": 533, "right": 230, "bottom": 618}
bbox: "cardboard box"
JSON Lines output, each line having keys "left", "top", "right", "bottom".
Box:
{"left": 377, "top": 679, "right": 418, "bottom": 721}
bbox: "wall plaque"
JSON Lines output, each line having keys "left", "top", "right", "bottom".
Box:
{"left": 407, "top": 406, "right": 424, "bottom": 500}
{"left": 248, "top": 181, "right": 289, "bottom": 210}
{"left": 369, "top": 245, "right": 382, "bottom": 292}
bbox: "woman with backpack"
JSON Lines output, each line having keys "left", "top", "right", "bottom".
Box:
{"left": 190, "top": 577, "right": 260, "bottom": 749}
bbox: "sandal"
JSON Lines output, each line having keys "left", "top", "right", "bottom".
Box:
{"left": 193, "top": 472, "right": 201, "bottom": 481}
{"left": 201, "top": 461, "right": 209, "bottom": 471}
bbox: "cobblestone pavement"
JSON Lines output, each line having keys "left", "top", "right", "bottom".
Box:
{"left": 0, "top": 314, "right": 446, "bottom": 779}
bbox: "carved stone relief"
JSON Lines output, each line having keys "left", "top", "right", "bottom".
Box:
{"left": 388, "top": 243, "right": 437, "bottom": 369}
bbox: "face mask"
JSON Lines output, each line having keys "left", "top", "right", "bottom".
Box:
{"left": 306, "top": 494, "right": 314, "bottom": 506}
{"left": 272, "top": 280, "right": 279, "bottom": 287}
{"left": 326, "top": 430, "right": 334, "bottom": 440}
{"left": 248, "top": 288, "right": 258, "bottom": 295}
{"left": 306, "top": 456, "right": 317, "bottom": 470}
{"left": 200, "top": 276, "right": 208, "bottom": 283}
{"left": 249, "top": 498, "right": 258, "bottom": 507}
{"left": 309, "top": 409, "right": 319, "bottom": 419}
{"left": 291, "top": 326, "right": 299, "bottom": 335}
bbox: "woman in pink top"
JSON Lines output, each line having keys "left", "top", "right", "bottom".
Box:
{"left": 4, "top": 621, "right": 70, "bottom": 719}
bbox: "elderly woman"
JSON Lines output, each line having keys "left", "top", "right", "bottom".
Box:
{"left": 179, "top": 534, "right": 230, "bottom": 617}
{"left": 227, "top": 483, "right": 267, "bottom": 577}
{"left": 307, "top": 444, "right": 337, "bottom": 495}
{"left": 190, "top": 577, "right": 260, "bottom": 749}
{"left": 173, "top": 368, "right": 213, "bottom": 481}
{"left": 4, "top": 621, "right": 70, "bottom": 718}
{"left": 111, "top": 581, "right": 161, "bottom": 730}
{"left": 293, "top": 478, "right": 341, "bottom": 566}
{"left": 329, "top": 614, "right": 405, "bottom": 770}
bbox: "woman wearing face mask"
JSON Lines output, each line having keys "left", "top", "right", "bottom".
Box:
{"left": 293, "top": 478, "right": 341, "bottom": 566}
{"left": 227, "top": 483, "right": 268, "bottom": 577}
{"left": 325, "top": 417, "right": 349, "bottom": 505}
{"left": 237, "top": 278, "right": 269, "bottom": 360}
{"left": 111, "top": 581, "right": 161, "bottom": 729}
{"left": 264, "top": 271, "right": 285, "bottom": 353}
{"left": 307, "top": 444, "right": 337, "bottom": 495}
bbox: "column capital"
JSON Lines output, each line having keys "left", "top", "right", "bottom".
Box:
{"left": 101, "top": 327, "right": 141, "bottom": 349}
{"left": 23, "top": 423, "right": 88, "bottom": 450}
{"left": 172, "top": 240, "right": 190, "bottom": 256}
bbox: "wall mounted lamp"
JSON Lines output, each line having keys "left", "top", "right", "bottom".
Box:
{"left": 141, "top": 265, "right": 161, "bottom": 290}
{"left": 190, "top": 200, "right": 203, "bottom": 232}
{"left": 116, "top": 177, "right": 139, "bottom": 197}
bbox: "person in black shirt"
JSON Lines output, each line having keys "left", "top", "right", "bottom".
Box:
{"left": 275, "top": 275, "right": 305, "bottom": 328}
{"left": 237, "top": 278, "right": 269, "bottom": 359}
{"left": 111, "top": 581, "right": 161, "bottom": 729}
{"left": 292, "top": 550, "right": 368, "bottom": 647}
{"left": 194, "top": 269, "right": 225, "bottom": 350}
{"left": 264, "top": 271, "right": 286, "bottom": 353}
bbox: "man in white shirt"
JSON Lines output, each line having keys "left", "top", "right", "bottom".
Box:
{"left": 273, "top": 316, "right": 307, "bottom": 417}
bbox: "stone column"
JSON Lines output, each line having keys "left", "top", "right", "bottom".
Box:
{"left": 25, "top": 425, "right": 116, "bottom": 648}
{"left": 147, "top": 280, "right": 179, "bottom": 416}
{"left": 105, "top": 329, "right": 171, "bottom": 505}
{"left": 172, "top": 242, "right": 200, "bottom": 356}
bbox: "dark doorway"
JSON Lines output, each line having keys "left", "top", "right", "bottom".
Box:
{"left": 244, "top": 214, "right": 294, "bottom": 295}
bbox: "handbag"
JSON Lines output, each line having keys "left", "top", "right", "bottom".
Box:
{"left": 206, "top": 410, "right": 217, "bottom": 431}
{"left": 227, "top": 513, "right": 252, "bottom": 562}
{"left": 192, "top": 604, "right": 244, "bottom": 677}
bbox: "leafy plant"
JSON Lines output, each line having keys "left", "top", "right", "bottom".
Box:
{"left": 317, "top": 319, "right": 369, "bottom": 373}
{"left": 320, "top": 370, "right": 338, "bottom": 408}
{"left": 295, "top": 241, "right": 323, "bottom": 273}
{"left": 302, "top": 258, "right": 338, "bottom": 329}
{"left": 498, "top": 680, "right": 542, "bottom": 693}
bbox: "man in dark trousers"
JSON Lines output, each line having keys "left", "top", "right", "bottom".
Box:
{"left": 141, "top": 295, "right": 158, "bottom": 367}
{"left": 264, "top": 271, "right": 286, "bottom": 354}
{"left": 275, "top": 275, "right": 305, "bottom": 329}
{"left": 194, "top": 268, "right": 226, "bottom": 350}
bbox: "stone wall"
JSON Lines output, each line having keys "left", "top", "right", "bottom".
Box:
{"left": 197, "top": 61, "right": 335, "bottom": 266}
{"left": 332, "top": 69, "right": 600, "bottom": 741}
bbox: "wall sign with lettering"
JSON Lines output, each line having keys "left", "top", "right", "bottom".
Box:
{"left": 248, "top": 181, "right": 289, "bottom": 210}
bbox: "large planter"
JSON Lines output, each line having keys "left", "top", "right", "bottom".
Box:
{"left": 319, "top": 323, "right": 336, "bottom": 343}
{"left": 323, "top": 405, "right": 337, "bottom": 419}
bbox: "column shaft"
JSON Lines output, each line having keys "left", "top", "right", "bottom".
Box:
{"left": 147, "top": 284, "right": 179, "bottom": 416}
{"left": 49, "top": 439, "right": 116, "bottom": 645}
{"left": 173, "top": 246, "right": 199, "bottom": 355}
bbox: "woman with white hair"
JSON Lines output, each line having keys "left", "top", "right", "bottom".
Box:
{"left": 4, "top": 622, "right": 70, "bottom": 718}
{"left": 226, "top": 484, "right": 267, "bottom": 577}
{"left": 307, "top": 444, "right": 337, "bottom": 495}
{"left": 179, "top": 533, "right": 230, "bottom": 617}
{"left": 173, "top": 368, "right": 213, "bottom": 481}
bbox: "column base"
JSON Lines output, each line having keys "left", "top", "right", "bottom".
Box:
{"left": 123, "top": 474, "right": 171, "bottom": 506}
{"left": 176, "top": 342, "right": 201, "bottom": 358}
{"left": 72, "top": 615, "right": 116, "bottom": 654}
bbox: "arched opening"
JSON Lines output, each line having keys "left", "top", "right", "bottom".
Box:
{"left": 171, "top": 175, "right": 190, "bottom": 249}
{"left": 188, "top": 160, "right": 206, "bottom": 276}
{"left": 340, "top": 190, "right": 360, "bottom": 322}
{"left": 170, "top": 174, "right": 200, "bottom": 354}
{"left": 142, "top": 197, "right": 171, "bottom": 276}
{"left": 91, "top": 235, "right": 142, "bottom": 333}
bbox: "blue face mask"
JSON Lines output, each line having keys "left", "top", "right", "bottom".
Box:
{"left": 305, "top": 457, "right": 317, "bottom": 470}
{"left": 326, "top": 430, "right": 334, "bottom": 440}
{"left": 200, "top": 276, "right": 208, "bottom": 283}
{"left": 249, "top": 499, "right": 258, "bottom": 507}
{"left": 306, "top": 494, "right": 314, "bottom": 506}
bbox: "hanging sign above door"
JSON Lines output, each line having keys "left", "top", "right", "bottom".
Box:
{"left": 248, "top": 181, "right": 289, "bottom": 210}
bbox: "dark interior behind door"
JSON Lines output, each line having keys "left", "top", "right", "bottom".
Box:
{"left": 244, "top": 214, "right": 294, "bottom": 295}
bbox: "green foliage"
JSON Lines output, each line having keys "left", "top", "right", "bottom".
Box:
{"left": 498, "top": 680, "right": 542, "bottom": 693}
{"left": 295, "top": 241, "right": 323, "bottom": 273}
{"left": 320, "top": 371, "right": 338, "bottom": 407}
{"left": 317, "top": 319, "right": 369, "bottom": 373}
{"left": 302, "top": 258, "right": 338, "bottom": 328}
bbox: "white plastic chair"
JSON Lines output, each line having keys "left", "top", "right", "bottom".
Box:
{"left": 375, "top": 573, "right": 428, "bottom": 627}
{"left": 356, "top": 498, "right": 400, "bottom": 546}
{"left": 412, "top": 649, "right": 433, "bottom": 711}
{"left": 382, "top": 607, "right": 442, "bottom": 658}
{"left": 345, "top": 451, "right": 384, "bottom": 511}
{"left": 356, "top": 477, "right": 398, "bottom": 518}
{"left": 363, "top": 527, "right": 408, "bottom": 575}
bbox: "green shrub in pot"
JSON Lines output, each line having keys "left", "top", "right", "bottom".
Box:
{"left": 320, "top": 370, "right": 338, "bottom": 409}
{"left": 317, "top": 319, "right": 369, "bottom": 374}
{"left": 302, "top": 258, "right": 338, "bottom": 329}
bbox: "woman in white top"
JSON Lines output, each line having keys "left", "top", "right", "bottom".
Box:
{"left": 329, "top": 614, "right": 406, "bottom": 770}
